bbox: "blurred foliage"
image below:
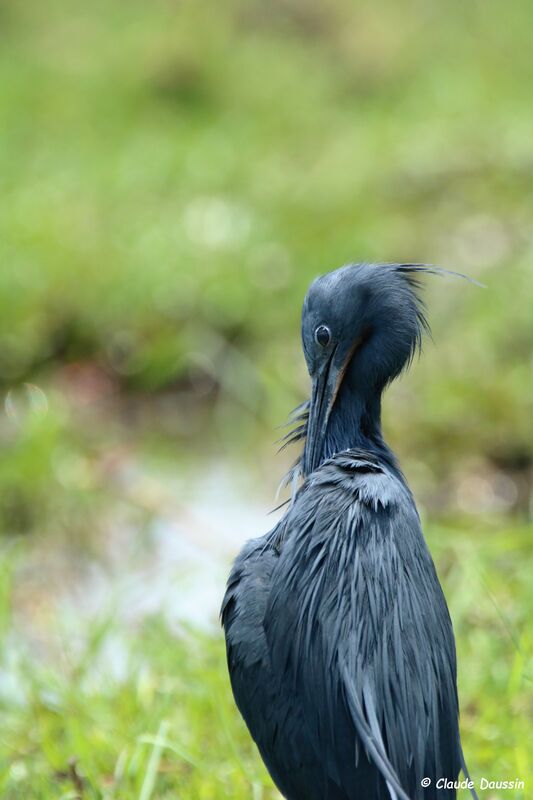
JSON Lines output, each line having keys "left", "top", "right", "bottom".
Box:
{"left": 0, "top": 0, "right": 531, "bottom": 533}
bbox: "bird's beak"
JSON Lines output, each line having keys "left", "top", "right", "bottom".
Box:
{"left": 302, "top": 351, "right": 342, "bottom": 476}
{"left": 302, "top": 336, "right": 364, "bottom": 476}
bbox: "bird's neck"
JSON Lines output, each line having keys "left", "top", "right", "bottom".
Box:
{"left": 322, "top": 385, "right": 396, "bottom": 467}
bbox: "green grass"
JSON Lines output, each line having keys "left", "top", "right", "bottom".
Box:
{"left": 0, "top": 555, "right": 276, "bottom": 799}
{"left": 0, "top": 518, "right": 531, "bottom": 799}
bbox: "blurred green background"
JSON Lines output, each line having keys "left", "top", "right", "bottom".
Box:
{"left": 0, "top": 0, "right": 532, "bottom": 797}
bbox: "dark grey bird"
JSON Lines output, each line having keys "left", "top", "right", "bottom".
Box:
{"left": 221, "top": 263, "right": 477, "bottom": 800}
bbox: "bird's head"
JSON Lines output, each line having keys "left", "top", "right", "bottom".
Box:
{"left": 300, "top": 263, "right": 432, "bottom": 475}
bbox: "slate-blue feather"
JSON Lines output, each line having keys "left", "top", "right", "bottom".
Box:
{"left": 222, "top": 263, "right": 476, "bottom": 800}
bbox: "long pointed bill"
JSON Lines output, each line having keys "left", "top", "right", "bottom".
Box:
{"left": 302, "top": 353, "right": 342, "bottom": 476}
{"left": 302, "top": 335, "right": 365, "bottom": 476}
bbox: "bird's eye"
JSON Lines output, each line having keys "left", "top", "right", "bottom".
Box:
{"left": 314, "top": 325, "right": 331, "bottom": 347}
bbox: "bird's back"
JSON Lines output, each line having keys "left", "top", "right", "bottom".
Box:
{"left": 222, "top": 450, "right": 463, "bottom": 800}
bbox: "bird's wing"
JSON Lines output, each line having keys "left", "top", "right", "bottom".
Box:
{"left": 264, "top": 452, "right": 464, "bottom": 800}
{"left": 221, "top": 535, "right": 281, "bottom": 744}
{"left": 222, "top": 531, "right": 340, "bottom": 800}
